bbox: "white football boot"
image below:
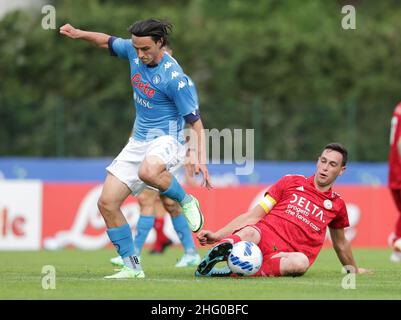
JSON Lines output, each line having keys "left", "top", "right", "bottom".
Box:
{"left": 175, "top": 253, "right": 201, "bottom": 268}
{"left": 104, "top": 266, "right": 145, "bottom": 279}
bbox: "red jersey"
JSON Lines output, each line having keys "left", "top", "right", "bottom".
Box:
{"left": 260, "top": 175, "right": 349, "bottom": 264}
{"left": 389, "top": 103, "right": 401, "bottom": 189}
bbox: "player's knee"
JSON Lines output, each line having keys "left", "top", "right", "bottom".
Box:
{"left": 288, "top": 253, "right": 309, "bottom": 276}
{"left": 97, "top": 195, "right": 117, "bottom": 217}
{"left": 236, "top": 226, "right": 259, "bottom": 242}
{"left": 138, "top": 165, "right": 158, "bottom": 184}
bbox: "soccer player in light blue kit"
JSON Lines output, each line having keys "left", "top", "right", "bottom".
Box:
{"left": 60, "top": 19, "right": 211, "bottom": 279}
{"left": 108, "top": 46, "right": 202, "bottom": 269}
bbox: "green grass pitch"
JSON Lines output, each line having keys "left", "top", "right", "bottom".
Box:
{"left": 0, "top": 247, "right": 400, "bottom": 300}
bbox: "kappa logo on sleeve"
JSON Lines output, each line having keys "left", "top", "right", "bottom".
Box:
{"left": 171, "top": 71, "right": 180, "bottom": 79}
{"left": 177, "top": 81, "right": 186, "bottom": 90}
{"left": 164, "top": 62, "right": 172, "bottom": 70}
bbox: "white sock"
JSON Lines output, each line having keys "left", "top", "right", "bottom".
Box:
{"left": 123, "top": 255, "right": 142, "bottom": 271}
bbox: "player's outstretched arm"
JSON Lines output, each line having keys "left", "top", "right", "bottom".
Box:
{"left": 197, "top": 205, "right": 265, "bottom": 246}
{"left": 188, "top": 119, "right": 212, "bottom": 189}
{"left": 329, "top": 228, "right": 371, "bottom": 274}
{"left": 60, "top": 23, "right": 110, "bottom": 48}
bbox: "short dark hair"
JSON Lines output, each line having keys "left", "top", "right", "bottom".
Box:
{"left": 128, "top": 18, "right": 172, "bottom": 47}
{"left": 323, "top": 142, "right": 348, "bottom": 166}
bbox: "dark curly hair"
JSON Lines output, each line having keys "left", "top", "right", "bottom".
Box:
{"left": 128, "top": 18, "right": 172, "bottom": 47}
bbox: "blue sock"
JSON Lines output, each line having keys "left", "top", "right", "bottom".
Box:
{"left": 107, "top": 224, "right": 142, "bottom": 271}
{"left": 160, "top": 176, "right": 191, "bottom": 205}
{"left": 172, "top": 214, "right": 196, "bottom": 254}
{"left": 134, "top": 215, "right": 155, "bottom": 255}
{"left": 106, "top": 224, "right": 135, "bottom": 258}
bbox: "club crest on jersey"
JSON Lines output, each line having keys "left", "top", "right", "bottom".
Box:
{"left": 131, "top": 72, "right": 155, "bottom": 98}
{"left": 324, "top": 200, "right": 333, "bottom": 210}
{"left": 152, "top": 74, "right": 161, "bottom": 85}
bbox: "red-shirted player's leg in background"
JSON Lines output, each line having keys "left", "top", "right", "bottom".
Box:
{"left": 390, "top": 190, "right": 401, "bottom": 240}
{"left": 150, "top": 216, "right": 173, "bottom": 254}
{"left": 390, "top": 190, "right": 401, "bottom": 262}
{"left": 150, "top": 199, "right": 173, "bottom": 254}
{"left": 395, "top": 218, "right": 401, "bottom": 240}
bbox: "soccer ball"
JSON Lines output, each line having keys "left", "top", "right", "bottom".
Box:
{"left": 227, "top": 241, "right": 263, "bottom": 276}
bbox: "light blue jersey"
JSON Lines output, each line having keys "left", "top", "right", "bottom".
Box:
{"left": 109, "top": 37, "right": 199, "bottom": 144}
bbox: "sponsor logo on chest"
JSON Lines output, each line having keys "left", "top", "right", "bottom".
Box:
{"left": 133, "top": 92, "right": 152, "bottom": 109}
{"left": 131, "top": 72, "right": 156, "bottom": 98}
{"left": 289, "top": 193, "right": 326, "bottom": 222}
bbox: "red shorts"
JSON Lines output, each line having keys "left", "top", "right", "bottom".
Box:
{"left": 244, "top": 220, "right": 294, "bottom": 256}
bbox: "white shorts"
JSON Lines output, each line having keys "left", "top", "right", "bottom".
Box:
{"left": 106, "top": 135, "right": 186, "bottom": 196}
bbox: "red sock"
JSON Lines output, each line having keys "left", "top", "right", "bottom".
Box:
{"left": 154, "top": 217, "right": 164, "bottom": 233}
{"left": 255, "top": 252, "right": 282, "bottom": 277}
{"left": 153, "top": 218, "right": 169, "bottom": 249}
{"left": 218, "top": 234, "right": 241, "bottom": 245}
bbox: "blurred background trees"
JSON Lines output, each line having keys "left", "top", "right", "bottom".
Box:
{"left": 1, "top": 0, "right": 401, "bottom": 161}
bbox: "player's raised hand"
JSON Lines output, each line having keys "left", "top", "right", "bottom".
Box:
{"left": 184, "top": 138, "right": 213, "bottom": 189}
{"left": 197, "top": 230, "right": 219, "bottom": 246}
{"left": 195, "top": 163, "right": 213, "bottom": 190}
{"left": 60, "top": 23, "right": 81, "bottom": 39}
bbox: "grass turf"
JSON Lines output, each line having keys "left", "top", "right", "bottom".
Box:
{"left": 0, "top": 247, "right": 400, "bottom": 300}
